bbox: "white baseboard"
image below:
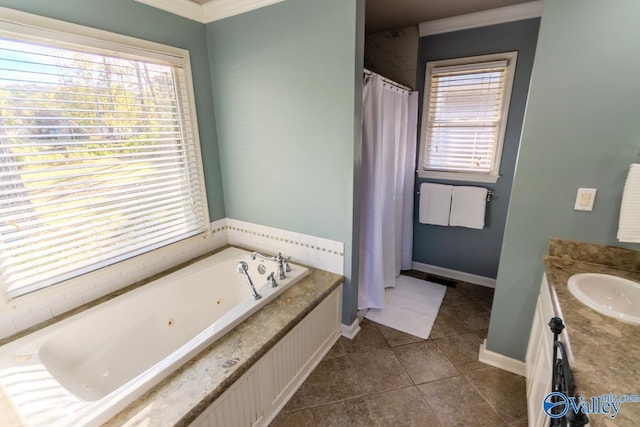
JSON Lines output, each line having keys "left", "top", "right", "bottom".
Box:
{"left": 412, "top": 262, "right": 496, "bottom": 288}
{"left": 478, "top": 339, "right": 526, "bottom": 377}
{"left": 340, "top": 317, "right": 361, "bottom": 340}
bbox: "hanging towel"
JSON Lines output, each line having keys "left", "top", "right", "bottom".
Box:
{"left": 618, "top": 164, "right": 640, "bottom": 243}
{"left": 449, "top": 186, "right": 488, "bottom": 229}
{"left": 419, "top": 183, "right": 452, "bottom": 225}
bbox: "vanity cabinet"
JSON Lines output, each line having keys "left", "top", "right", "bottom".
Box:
{"left": 525, "top": 275, "right": 555, "bottom": 427}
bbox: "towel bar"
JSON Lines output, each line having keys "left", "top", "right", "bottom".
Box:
{"left": 415, "top": 189, "right": 494, "bottom": 202}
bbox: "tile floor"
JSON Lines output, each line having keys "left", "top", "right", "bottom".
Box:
{"left": 270, "top": 277, "right": 528, "bottom": 427}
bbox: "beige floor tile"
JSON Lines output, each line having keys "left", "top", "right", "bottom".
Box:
{"left": 441, "top": 302, "right": 491, "bottom": 332}
{"left": 417, "top": 376, "right": 505, "bottom": 427}
{"left": 300, "top": 355, "right": 363, "bottom": 407}
{"left": 440, "top": 287, "right": 472, "bottom": 306}
{"left": 428, "top": 304, "right": 470, "bottom": 339}
{"left": 322, "top": 336, "right": 348, "bottom": 360}
{"left": 375, "top": 322, "right": 424, "bottom": 347}
{"left": 392, "top": 340, "right": 458, "bottom": 384}
{"left": 477, "top": 294, "right": 494, "bottom": 311}
{"left": 456, "top": 283, "right": 495, "bottom": 311}
{"left": 465, "top": 367, "right": 528, "bottom": 424}
{"left": 456, "top": 282, "right": 495, "bottom": 297}
{"left": 349, "top": 348, "right": 413, "bottom": 393}
{"left": 417, "top": 375, "right": 485, "bottom": 406}
{"left": 269, "top": 408, "right": 314, "bottom": 427}
{"left": 474, "top": 329, "right": 489, "bottom": 341}
{"left": 281, "top": 386, "right": 307, "bottom": 413}
{"left": 310, "top": 398, "right": 377, "bottom": 427}
{"left": 340, "top": 319, "right": 389, "bottom": 354}
{"left": 365, "top": 386, "right": 442, "bottom": 427}
{"left": 434, "top": 332, "right": 485, "bottom": 373}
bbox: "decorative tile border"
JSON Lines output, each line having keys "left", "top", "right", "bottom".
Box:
{"left": 226, "top": 225, "right": 343, "bottom": 255}
{"left": 225, "top": 218, "right": 345, "bottom": 275}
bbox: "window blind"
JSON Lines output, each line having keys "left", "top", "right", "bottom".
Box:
{"left": 423, "top": 60, "right": 508, "bottom": 174}
{"left": 0, "top": 37, "right": 208, "bottom": 298}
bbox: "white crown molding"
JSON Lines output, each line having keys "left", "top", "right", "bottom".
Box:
{"left": 135, "top": 0, "right": 285, "bottom": 24}
{"left": 203, "top": 0, "right": 285, "bottom": 23}
{"left": 419, "top": 0, "right": 543, "bottom": 37}
{"left": 135, "top": 0, "right": 206, "bottom": 23}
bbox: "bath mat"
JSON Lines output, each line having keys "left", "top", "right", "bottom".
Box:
{"left": 365, "top": 275, "right": 446, "bottom": 339}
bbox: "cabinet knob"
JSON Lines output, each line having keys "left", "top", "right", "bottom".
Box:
{"left": 548, "top": 316, "right": 564, "bottom": 335}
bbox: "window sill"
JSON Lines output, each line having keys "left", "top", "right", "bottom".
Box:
{"left": 417, "top": 170, "right": 499, "bottom": 183}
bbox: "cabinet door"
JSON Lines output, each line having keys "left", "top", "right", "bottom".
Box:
{"left": 526, "top": 275, "right": 554, "bottom": 427}
{"left": 525, "top": 297, "right": 543, "bottom": 388}
{"left": 527, "top": 302, "right": 552, "bottom": 427}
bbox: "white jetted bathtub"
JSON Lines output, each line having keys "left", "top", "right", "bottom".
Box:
{"left": 0, "top": 247, "right": 308, "bottom": 426}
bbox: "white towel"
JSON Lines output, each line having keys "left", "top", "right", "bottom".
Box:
{"left": 449, "top": 186, "right": 488, "bottom": 229}
{"left": 618, "top": 164, "right": 640, "bottom": 243}
{"left": 419, "top": 183, "right": 452, "bottom": 226}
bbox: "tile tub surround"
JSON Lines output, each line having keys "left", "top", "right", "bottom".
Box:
{"left": 0, "top": 217, "right": 229, "bottom": 341}
{"left": 543, "top": 239, "right": 640, "bottom": 426}
{"left": 225, "top": 218, "right": 345, "bottom": 275}
{"left": 0, "top": 217, "right": 343, "bottom": 341}
{"left": 0, "top": 241, "right": 228, "bottom": 348}
{"left": 0, "top": 251, "right": 343, "bottom": 426}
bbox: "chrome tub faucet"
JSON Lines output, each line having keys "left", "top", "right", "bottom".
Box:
{"left": 251, "top": 251, "right": 290, "bottom": 280}
{"left": 236, "top": 261, "right": 262, "bottom": 300}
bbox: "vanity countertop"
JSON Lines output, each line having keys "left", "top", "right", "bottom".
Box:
{"left": 0, "top": 246, "right": 343, "bottom": 427}
{"left": 543, "top": 238, "right": 640, "bottom": 426}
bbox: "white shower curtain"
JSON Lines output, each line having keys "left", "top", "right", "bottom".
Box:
{"left": 358, "top": 74, "right": 418, "bottom": 310}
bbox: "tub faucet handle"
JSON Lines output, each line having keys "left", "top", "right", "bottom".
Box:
{"left": 275, "top": 253, "right": 287, "bottom": 280}
{"left": 277, "top": 252, "right": 291, "bottom": 273}
{"left": 236, "top": 261, "right": 262, "bottom": 300}
{"left": 267, "top": 272, "right": 278, "bottom": 288}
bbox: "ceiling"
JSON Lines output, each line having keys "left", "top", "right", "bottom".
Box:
{"left": 365, "top": 0, "right": 533, "bottom": 33}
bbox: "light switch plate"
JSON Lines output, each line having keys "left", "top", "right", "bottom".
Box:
{"left": 574, "top": 188, "right": 597, "bottom": 211}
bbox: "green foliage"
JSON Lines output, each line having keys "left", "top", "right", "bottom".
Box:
{"left": 1, "top": 51, "right": 181, "bottom": 166}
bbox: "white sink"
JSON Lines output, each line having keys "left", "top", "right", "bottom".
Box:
{"left": 568, "top": 273, "right": 640, "bottom": 325}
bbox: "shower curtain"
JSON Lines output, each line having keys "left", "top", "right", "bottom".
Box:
{"left": 358, "top": 74, "right": 418, "bottom": 310}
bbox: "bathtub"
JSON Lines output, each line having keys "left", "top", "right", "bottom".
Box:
{"left": 0, "top": 246, "right": 308, "bottom": 427}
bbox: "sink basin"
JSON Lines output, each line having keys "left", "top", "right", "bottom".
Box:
{"left": 568, "top": 273, "right": 640, "bottom": 325}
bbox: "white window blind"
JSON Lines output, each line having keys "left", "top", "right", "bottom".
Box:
{"left": 420, "top": 54, "right": 516, "bottom": 182}
{"left": 0, "top": 35, "right": 208, "bottom": 298}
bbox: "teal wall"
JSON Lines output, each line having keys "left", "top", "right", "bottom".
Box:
{"left": 206, "top": 0, "right": 364, "bottom": 324}
{"left": 487, "top": 0, "right": 640, "bottom": 361}
{"left": 0, "top": 0, "right": 226, "bottom": 221}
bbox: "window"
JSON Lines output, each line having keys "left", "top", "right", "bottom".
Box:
{"left": 418, "top": 52, "right": 517, "bottom": 183}
{"left": 0, "top": 12, "right": 209, "bottom": 299}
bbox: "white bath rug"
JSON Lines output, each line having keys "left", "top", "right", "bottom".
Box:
{"left": 365, "top": 275, "right": 446, "bottom": 339}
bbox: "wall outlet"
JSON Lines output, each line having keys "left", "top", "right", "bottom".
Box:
{"left": 574, "top": 188, "right": 597, "bottom": 211}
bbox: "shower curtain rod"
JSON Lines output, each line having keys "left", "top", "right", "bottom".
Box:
{"left": 363, "top": 68, "right": 413, "bottom": 92}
